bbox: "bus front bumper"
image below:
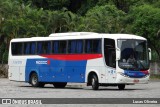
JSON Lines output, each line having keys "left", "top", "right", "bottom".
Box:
{"left": 116, "top": 73, "right": 150, "bottom": 84}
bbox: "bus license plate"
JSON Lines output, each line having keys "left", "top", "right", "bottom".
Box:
{"left": 133, "top": 79, "right": 139, "bottom": 83}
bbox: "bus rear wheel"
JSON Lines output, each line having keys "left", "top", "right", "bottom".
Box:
{"left": 53, "top": 82, "right": 67, "bottom": 88}
{"left": 91, "top": 74, "right": 99, "bottom": 90}
{"left": 118, "top": 84, "right": 125, "bottom": 90}
{"left": 30, "top": 73, "right": 44, "bottom": 87}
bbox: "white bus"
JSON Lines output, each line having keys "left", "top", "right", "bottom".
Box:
{"left": 8, "top": 32, "right": 151, "bottom": 90}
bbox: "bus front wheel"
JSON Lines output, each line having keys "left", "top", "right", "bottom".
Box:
{"left": 30, "top": 73, "right": 44, "bottom": 87}
{"left": 53, "top": 82, "right": 67, "bottom": 88}
{"left": 118, "top": 84, "right": 125, "bottom": 90}
{"left": 91, "top": 74, "right": 99, "bottom": 90}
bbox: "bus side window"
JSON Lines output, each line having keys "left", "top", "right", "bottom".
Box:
{"left": 68, "top": 40, "right": 83, "bottom": 54}
{"left": 37, "top": 42, "right": 42, "bottom": 54}
{"left": 85, "top": 40, "right": 91, "bottom": 53}
{"left": 76, "top": 40, "right": 83, "bottom": 53}
{"left": 59, "top": 41, "right": 67, "bottom": 54}
{"left": 24, "top": 42, "right": 36, "bottom": 55}
{"left": 11, "top": 42, "right": 23, "bottom": 55}
{"left": 31, "top": 42, "right": 36, "bottom": 54}
{"left": 53, "top": 41, "right": 59, "bottom": 54}
{"left": 24, "top": 42, "right": 30, "bottom": 55}
{"left": 52, "top": 41, "right": 66, "bottom": 54}
{"left": 42, "top": 42, "right": 48, "bottom": 54}
{"left": 68, "top": 40, "right": 76, "bottom": 53}
{"left": 37, "top": 41, "right": 51, "bottom": 54}
{"left": 46, "top": 42, "right": 51, "bottom": 54}
{"left": 85, "top": 39, "right": 101, "bottom": 53}
{"left": 93, "top": 40, "right": 101, "bottom": 53}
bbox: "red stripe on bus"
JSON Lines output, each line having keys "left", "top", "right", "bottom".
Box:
{"left": 140, "top": 70, "right": 149, "bottom": 75}
{"left": 40, "top": 54, "right": 102, "bottom": 61}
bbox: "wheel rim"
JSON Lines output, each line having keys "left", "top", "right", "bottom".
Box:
{"left": 32, "top": 75, "right": 37, "bottom": 85}
{"left": 92, "top": 78, "right": 95, "bottom": 86}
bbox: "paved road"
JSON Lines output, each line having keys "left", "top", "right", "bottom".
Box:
{"left": 0, "top": 78, "right": 159, "bottom": 106}
{"left": 0, "top": 78, "right": 160, "bottom": 98}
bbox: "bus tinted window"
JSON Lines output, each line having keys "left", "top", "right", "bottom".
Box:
{"left": 52, "top": 41, "right": 67, "bottom": 54}
{"left": 37, "top": 41, "right": 51, "bottom": 54}
{"left": 11, "top": 42, "right": 23, "bottom": 55}
{"left": 104, "top": 38, "right": 116, "bottom": 68}
{"left": 24, "top": 42, "right": 36, "bottom": 55}
{"left": 68, "top": 40, "right": 83, "bottom": 54}
{"left": 85, "top": 39, "right": 101, "bottom": 53}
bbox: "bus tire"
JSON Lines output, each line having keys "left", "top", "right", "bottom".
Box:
{"left": 118, "top": 84, "right": 125, "bottom": 90}
{"left": 91, "top": 74, "right": 99, "bottom": 90}
{"left": 53, "top": 82, "right": 67, "bottom": 88}
{"left": 30, "top": 73, "right": 44, "bottom": 87}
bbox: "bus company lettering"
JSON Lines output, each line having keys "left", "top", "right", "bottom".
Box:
{"left": 13, "top": 61, "right": 22, "bottom": 64}
{"left": 36, "top": 60, "right": 50, "bottom": 65}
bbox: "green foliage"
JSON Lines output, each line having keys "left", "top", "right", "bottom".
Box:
{"left": 2, "top": 50, "right": 8, "bottom": 64}
{"left": 0, "top": 0, "right": 160, "bottom": 63}
{"left": 152, "top": 50, "right": 159, "bottom": 61}
{"left": 127, "top": 4, "right": 160, "bottom": 59}
{"left": 0, "top": 43, "right": 5, "bottom": 63}
{"left": 24, "top": 0, "right": 70, "bottom": 10}
{"left": 76, "top": 0, "right": 99, "bottom": 15}
{"left": 76, "top": 5, "right": 125, "bottom": 33}
{"left": 150, "top": 74, "right": 160, "bottom": 80}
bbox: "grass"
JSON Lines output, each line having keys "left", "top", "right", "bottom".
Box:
{"left": 150, "top": 74, "right": 160, "bottom": 80}
{"left": 0, "top": 70, "right": 8, "bottom": 78}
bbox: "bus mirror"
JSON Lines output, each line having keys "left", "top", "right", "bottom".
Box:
{"left": 148, "top": 48, "right": 151, "bottom": 60}
{"left": 116, "top": 48, "right": 121, "bottom": 60}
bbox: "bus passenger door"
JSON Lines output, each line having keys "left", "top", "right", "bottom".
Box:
{"left": 106, "top": 68, "right": 116, "bottom": 83}
{"left": 104, "top": 38, "right": 116, "bottom": 83}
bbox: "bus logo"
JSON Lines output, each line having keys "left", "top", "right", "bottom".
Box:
{"left": 36, "top": 60, "right": 50, "bottom": 65}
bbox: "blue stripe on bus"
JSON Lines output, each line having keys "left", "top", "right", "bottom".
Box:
{"left": 25, "top": 58, "right": 87, "bottom": 83}
{"left": 124, "top": 70, "right": 147, "bottom": 78}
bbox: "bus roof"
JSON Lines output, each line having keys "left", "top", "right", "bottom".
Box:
{"left": 10, "top": 32, "right": 146, "bottom": 42}
{"left": 49, "top": 32, "right": 98, "bottom": 37}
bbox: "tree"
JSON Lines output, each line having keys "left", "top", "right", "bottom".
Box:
{"left": 24, "top": 0, "right": 70, "bottom": 10}
{"left": 76, "top": 0, "right": 99, "bottom": 15}
{"left": 0, "top": 0, "right": 160, "bottom": 62}
{"left": 127, "top": 4, "right": 160, "bottom": 60}
{"left": 76, "top": 5, "right": 125, "bottom": 33}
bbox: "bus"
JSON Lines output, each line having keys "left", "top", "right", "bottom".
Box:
{"left": 8, "top": 32, "right": 151, "bottom": 90}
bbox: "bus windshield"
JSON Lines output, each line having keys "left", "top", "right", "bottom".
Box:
{"left": 118, "top": 39, "right": 149, "bottom": 71}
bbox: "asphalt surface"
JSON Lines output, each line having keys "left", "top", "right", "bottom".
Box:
{"left": 0, "top": 78, "right": 159, "bottom": 106}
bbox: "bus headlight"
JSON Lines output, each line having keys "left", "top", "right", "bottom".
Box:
{"left": 117, "top": 72, "right": 129, "bottom": 77}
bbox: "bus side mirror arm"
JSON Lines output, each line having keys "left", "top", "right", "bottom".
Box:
{"left": 148, "top": 48, "right": 151, "bottom": 60}
{"left": 116, "top": 48, "right": 121, "bottom": 60}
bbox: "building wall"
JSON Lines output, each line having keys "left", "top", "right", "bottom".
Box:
{"left": 150, "top": 62, "right": 160, "bottom": 75}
